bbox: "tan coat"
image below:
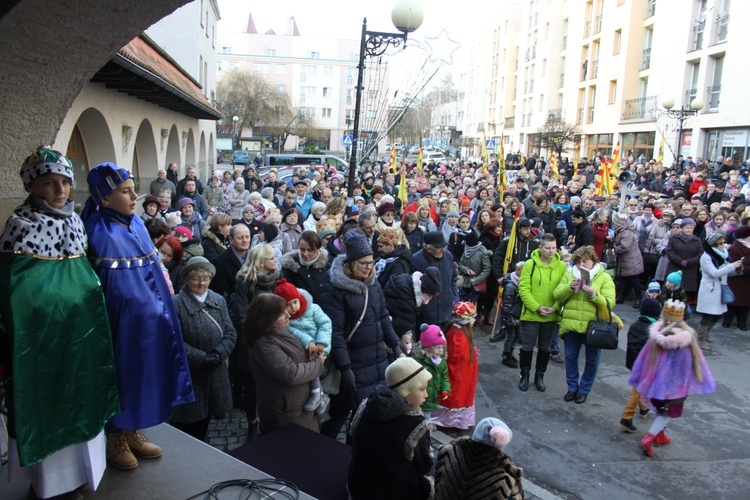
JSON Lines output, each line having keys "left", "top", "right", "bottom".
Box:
{"left": 248, "top": 328, "right": 325, "bottom": 434}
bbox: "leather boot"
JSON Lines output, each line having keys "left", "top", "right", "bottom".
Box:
{"left": 697, "top": 324, "right": 710, "bottom": 352}
{"left": 518, "top": 350, "right": 533, "bottom": 392}
{"left": 654, "top": 429, "right": 671, "bottom": 446}
{"left": 640, "top": 432, "right": 655, "bottom": 457}
{"left": 534, "top": 350, "right": 551, "bottom": 392}
{"left": 502, "top": 351, "right": 519, "bottom": 368}
{"left": 124, "top": 430, "right": 162, "bottom": 459}
{"left": 632, "top": 296, "right": 642, "bottom": 309}
{"left": 107, "top": 432, "right": 138, "bottom": 470}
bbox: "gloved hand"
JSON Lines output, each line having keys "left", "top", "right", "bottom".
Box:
{"left": 201, "top": 352, "right": 222, "bottom": 370}
{"left": 439, "top": 391, "right": 450, "bottom": 402}
{"left": 340, "top": 368, "right": 356, "bottom": 395}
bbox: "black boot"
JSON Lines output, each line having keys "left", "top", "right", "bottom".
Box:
{"left": 616, "top": 290, "right": 625, "bottom": 305}
{"left": 534, "top": 351, "right": 550, "bottom": 392}
{"left": 502, "top": 351, "right": 518, "bottom": 368}
{"left": 518, "top": 350, "right": 533, "bottom": 392}
{"left": 632, "top": 296, "right": 642, "bottom": 309}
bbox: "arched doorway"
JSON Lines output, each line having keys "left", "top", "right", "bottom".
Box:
{"left": 67, "top": 107, "right": 116, "bottom": 205}
{"left": 165, "top": 125, "right": 181, "bottom": 175}
{"left": 185, "top": 128, "right": 196, "bottom": 170}
{"left": 66, "top": 125, "right": 89, "bottom": 206}
{"left": 199, "top": 131, "right": 207, "bottom": 179}
{"left": 133, "top": 120, "right": 159, "bottom": 196}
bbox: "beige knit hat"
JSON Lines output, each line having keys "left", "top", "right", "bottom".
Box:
{"left": 386, "top": 357, "right": 432, "bottom": 397}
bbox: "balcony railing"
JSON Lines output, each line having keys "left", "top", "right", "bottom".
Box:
{"left": 621, "top": 95, "right": 658, "bottom": 120}
{"left": 588, "top": 106, "right": 595, "bottom": 123}
{"left": 641, "top": 48, "right": 651, "bottom": 70}
{"left": 505, "top": 116, "right": 515, "bottom": 129}
{"left": 646, "top": 0, "right": 655, "bottom": 18}
{"left": 548, "top": 108, "right": 562, "bottom": 122}
{"left": 715, "top": 13, "right": 730, "bottom": 43}
{"left": 584, "top": 20, "right": 591, "bottom": 38}
{"left": 560, "top": 73, "right": 565, "bottom": 88}
{"left": 692, "top": 25, "right": 704, "bottom": 51}
{"left": 529, "top": 79, "right": 534, "bottom": 92}
{"left": 684, "top": 88, "right": 697, "bottom": 107}
{"left": 707, "top": 85, "right": 721, "bottom": 110}
{"left": 562, "top": 35, "right": 567, "bottom": 50}
{"left": 577, "top": 107, "right": 584, "bottom": 124}
{"left": 595, "top": 15, "right": 603, "bottom": 34}
{"left": 592, "top": 59, "right": 599, "bottom": 78}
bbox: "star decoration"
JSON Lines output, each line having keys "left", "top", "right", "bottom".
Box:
{"left": 424, "top": 29, "right": 461, "bottom": 65}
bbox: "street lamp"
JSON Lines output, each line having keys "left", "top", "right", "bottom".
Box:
{"left": 345, "top": 116, "right": 353, "bottom": 161}
{"left": 347, "top": 0, "right": 423, "bottom": 206}
{"left": 232, "top": 115, "right": 239, "bottom": 150}
{"left": 658, "top": 97, "right": 704, "bottom": 162}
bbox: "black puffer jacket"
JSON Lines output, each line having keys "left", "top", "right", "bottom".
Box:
{"left": 383, "top": 272, "right": 421, "bottom": 337}
{"left": 376, "top": 244, "right": 413, "bottom": 289}
{"left": 280, "top": 248, "right": 331, "bottom": 304}
{"left": 320, "top": 256, "right": 400, "bottom": 402}
{"left": 626, "top": 316, "right": 654, "bottom": 370}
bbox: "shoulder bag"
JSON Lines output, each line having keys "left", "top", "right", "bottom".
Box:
{"left": 721, "top": 284, "right": 735, "bottom": 305}
{"left": 321, "top": 288, "right": 369, "bottom": 395}
{"left": 585, "top": 298, "right": 619, "bottom": 350}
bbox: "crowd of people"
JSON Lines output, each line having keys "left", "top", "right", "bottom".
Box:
{"left": 3, "top": 144, "right": 744, "bottom": 497}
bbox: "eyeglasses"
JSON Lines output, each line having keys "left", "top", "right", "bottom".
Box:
{"left": 356, "top": 261, "right": 375, "bottom": 268}
{"left": 189, "top": 276, "right": 211, "bottom": 283}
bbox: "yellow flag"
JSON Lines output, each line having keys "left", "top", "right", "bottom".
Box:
{"left": 573, "top": 142, "right": 580, "bottom": 176}
{"left": 503, "top": 204, "right": 522, "bottom": 274}
{"left": 482, "top": 132, "right": 488, "bottom": 168}
{"left": 398, "top": 162, "right": 408, "bottom": 207}
{"left": 417, "top": 146, "right": 423, "bottom": 168}
{"left": 609, "top": 141, "right": 621, "bottom": 177}
{"left": 657, "top": 135, "right": 665, "bottom": 163}
{"left": 497, "top": 134, "right": 506, "bottom": 195}
{"left": 549, "top": 150, "right": 559, "bottom": 179}
{"left": 389, "top": 140, "right": 397, "bottom": 172}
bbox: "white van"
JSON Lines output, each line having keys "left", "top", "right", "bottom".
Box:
{"left": 264, "top": 154, "right": 348, "bottom": 172}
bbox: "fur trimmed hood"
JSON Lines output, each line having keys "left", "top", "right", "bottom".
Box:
{"left": 280, "top": 247, "right": 329, "bottom": 273}
{"left": 412, "top": 272, "right": 425, "bottom": 307}
{"left": 649, "top": 320, "right": 694, "bottom": 349}
{"left": 329, "top": 254, "right": 374, "bottom": 294}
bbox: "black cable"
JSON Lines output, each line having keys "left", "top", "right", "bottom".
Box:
{"left": 184, "top": 478, "right": 300, "bottom": 500}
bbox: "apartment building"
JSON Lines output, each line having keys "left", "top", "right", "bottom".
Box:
{"left": 461, "top": 0, "right": 746, "bottom": 166}
{"left": 216, "top": 14, "right": 391, "bottom": 156}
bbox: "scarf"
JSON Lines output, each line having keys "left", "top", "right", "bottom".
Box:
{"left": 257, "top": 269, "right": 280, "bottom": 288}
{"left": 510, "top": 271, "right": 520, "bottom": 286}
{"left": 463, "top": 243, "right": 482, "bottom": 259}
{"left": 299, "top": 250, "right": 321, "bottom": 267}
{"left": 374, "top": 255, "right": 398, "bottom": 277}
{"left": 704, "top": 242, "right": 728, "bottom": 268}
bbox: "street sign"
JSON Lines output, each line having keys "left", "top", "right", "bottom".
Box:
{"left": 342, "top": 134, "right": 353, "bottom": 146}
{"left": 486, "top": 139, "right": 496, "bottom": 150}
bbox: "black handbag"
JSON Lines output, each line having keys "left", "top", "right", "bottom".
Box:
{"left": 585, "top": 299, "right": 619, "bottom": 350}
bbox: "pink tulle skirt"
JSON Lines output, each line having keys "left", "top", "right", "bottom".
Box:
{"left": 424, "top": 405, "right": 476, "bottom": 430}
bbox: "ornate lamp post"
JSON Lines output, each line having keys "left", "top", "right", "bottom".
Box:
{"left": 232, "top": 115, "right": 239, "bottom": 150}
{"left": 346, "top": 0, "right": 423, "bottom": 207}
{"left": 657, "top": 97, "right": 704, "bottom": 162}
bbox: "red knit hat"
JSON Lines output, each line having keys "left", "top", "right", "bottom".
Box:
{"left": 275, "top": 279, "right": 306, "bottom": 319}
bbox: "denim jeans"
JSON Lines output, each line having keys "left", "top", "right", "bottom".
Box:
{"left": 551, "top": 325, "right": 561, "bottom": 352}
{"left": 520, "top": 321, "right": 556, "bottom": 352}
{"left": 563, "top": 331, "right": 602, "bottom": 394}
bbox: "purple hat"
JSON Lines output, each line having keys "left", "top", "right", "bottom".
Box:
{"left": 680, "top": 217, "right": 696, "bottom": 227}
{"left": 177, "top": 197, "right": 196, "bottom": 210}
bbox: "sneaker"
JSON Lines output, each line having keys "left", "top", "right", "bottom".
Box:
{"left": 550, "top": 353, "right": 564, "bottom": 363}
{"left": 314, "top": 393, "right": 330, "bottom": 416}
{"left": 618, "top": 418, "right": 637, "bottom": 433}
{"left": 304, "top": 391, "right": 323, "bottom": 412}
{"left": 639, "top": 408, "right": 650, "bottom": 419}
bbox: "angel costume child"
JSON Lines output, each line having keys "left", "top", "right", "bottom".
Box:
{"left": 0, "top": 147, "right": 119, "bottom": 498}
{"left": 628, "top": 299, "right": 716, "bottom": 457}
{"left": 82, "top": 162, "right": 194, "bottom": 470}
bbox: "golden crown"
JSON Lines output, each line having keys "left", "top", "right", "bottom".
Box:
{"left": 662, "top": 299, "right": 686, "bottom": 323}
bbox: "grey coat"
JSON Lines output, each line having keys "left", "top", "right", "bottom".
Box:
{"left": 614, "top": 223, "right": 643, "bottom": 277}
{"left": 171, "top": 289, "right": 236, "bottom": 423}
{"left": 458, "top": 245, "right": 492, "bottom": 288}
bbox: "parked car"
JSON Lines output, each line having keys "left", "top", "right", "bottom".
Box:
{"left": 422, "top": 152, "right": 447, "bottom": 164}
{"left": 232, "top": 150, "right": 251, "bottom": 165}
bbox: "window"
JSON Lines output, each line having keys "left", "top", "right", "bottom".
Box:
{"left": 366, "top": 110, "right": 377, "bottom": 120}
{"left": 302, "top": 65, "right": 318, "bottom": 76}
{"left": 220, "top": 46, "right": 230, "bottom": 54}
{"left": 300, "top": 107, "right": 316, "bottom": 117}
{"left": 212, "top": 26, "right": 215, "bottom": 48}
{"left": 541, "top": 58, "right": 546, "bottom": 76}
{"left": 346, "top": 89, "right": 355, "bottom": 105}
{"left": 613, "top": 30, "right": 622, "bottom": 54}
{"left": 347, "top": 68, "right": 356, "bottom": 85}
{"left": 199, "top": 55, "right": 203, "bottom": 85}
{"left": 539, "top": 95, "right": 544, "bottom": 112}
{"left": 300, "top": 86, "right": 316, "bottom": 103}
{"left": 323, "top": 87, "right": 333, "bottom": 97}
{"left": 324, "top": 66, "right": 334, "bottom": 77}
{"left": 254, "top": 64, "right": 270, "bottom": 74}
{"left": 217, "top": 60, "right": 222, "bottom": 72}
{"left": 708, "top": 54, "right": 724, "bottom": 110}
{"left": 309, "top": 51, "right": 320, "bottom": 59}
{"left": 275, "top": 64, "right": 286, "bottom": 75}
{"left": 322, "top": 108, "right": 332, "bottom": 118}
{"left": 276, "top": 85, "right": 286, "bottom": 93}
{"left": 266, "top": 49, "right": 276, "bottom": 57}
{"left": 608, "top": 80, "right": 617, "bottom": 104}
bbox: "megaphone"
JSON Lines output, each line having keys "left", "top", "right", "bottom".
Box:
{"left": 618, "top": 170, "right": 636, "bottom": 183}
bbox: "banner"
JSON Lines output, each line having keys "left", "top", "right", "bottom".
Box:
{"left": 398, "top": 161, "right": 408, "bottom": 207}
{"left": 497, "top": 134, "right": 506, "bottom": 196}
{"left": 389, "top": 140, "right": 397, "bottom": 173}
{"left": 573, "top": 142, "right": 580, "bottom": 176}
{"left": 549, "top": 149, "right": 559, "bottom": 179}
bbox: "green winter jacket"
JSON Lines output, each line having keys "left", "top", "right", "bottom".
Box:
{"left": 518, "top": 249, "right": 567, "bottom": 322}
{"left": 416, "top": 354, "right": 450, "bottom": 412}
{"left": 553, "top": 263, "right": 616, "bottom": 337}
{"left": 458, "top": 245, "right": 492, "bottom": 288}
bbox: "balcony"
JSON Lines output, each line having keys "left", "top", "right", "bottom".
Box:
{"left": 577, "top": 107, "right": 584, "bottom": 124}
{"left": 715, "top": 13, "right": 730, "bottom": 43}
{"left": 548, "top": 108, "right": 562, "bottom": 123}
{"left": 583, "top": 20, "right": 591, "bottom": 38}
{"left": 592, "top": 59, "right": 599, "bottom": 78}
{"left": 505, "top": 116, "right": 515, "bottom": 129}
{"left": 707, "top": 85, "right": 721, "bottom": 110}
{"left": 621, "top": 95, "right": 658, "bottom": 120}
{"left": 641, "top": 48, "right": 651, "bottom": 70}
{"left": 692, "top": 25, "right": 704, "bottom": 51}
{"left": 595, "top": 15, "right": 603, "bottom": 34}
{"left": 645, "top": 0, "right": 655, "bottom": 18}
{"left": 684, "top": 88, "right": 697, "bottom": 107}
{"left": 588, "top": 106, "right": 595, "bottom": 123}
{"left": 560, "top": 73, "right": 565, "bottom": 88}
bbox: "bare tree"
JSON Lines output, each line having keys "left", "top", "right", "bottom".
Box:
{"left": 535, "top": 119, "right": 582, "bottom": 155}
{"left": 216, "top": 69, "right": 319, "bottom": 151}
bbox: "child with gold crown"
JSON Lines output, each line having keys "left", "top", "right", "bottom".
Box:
{"left": 628, "top": 299, "right": 716, "bottom": 457}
